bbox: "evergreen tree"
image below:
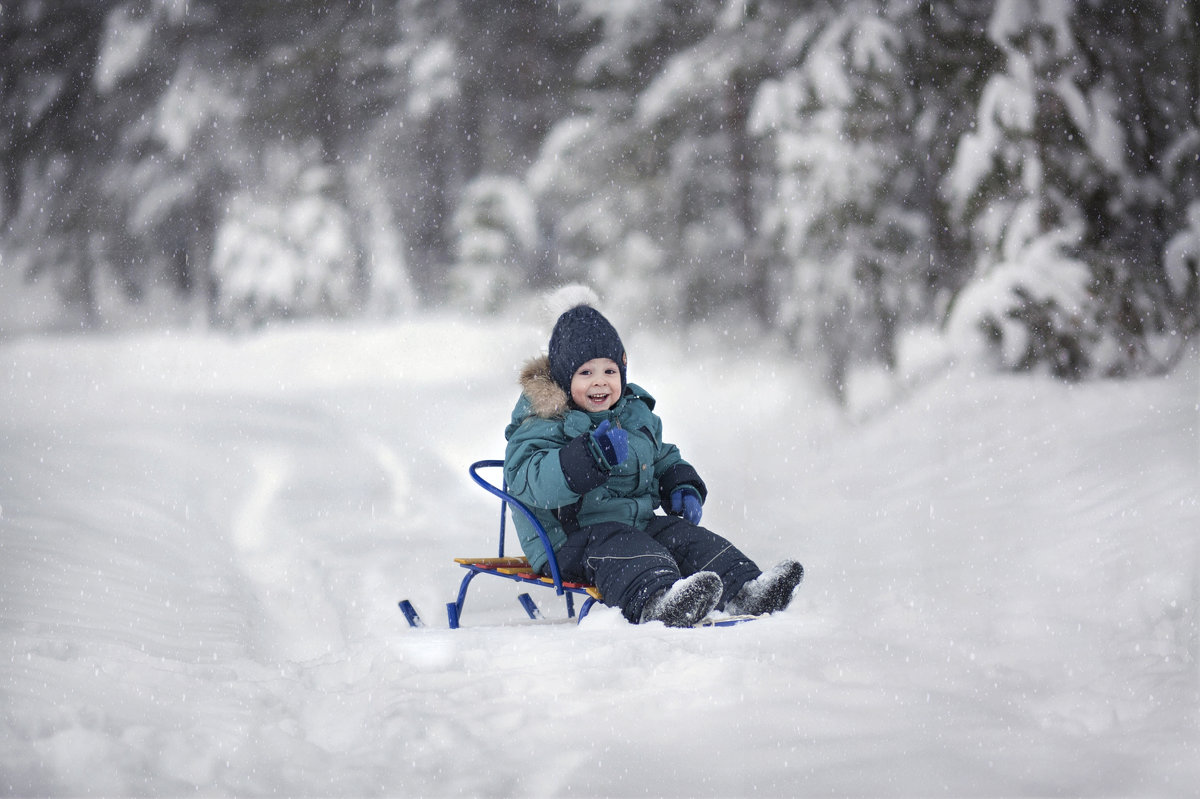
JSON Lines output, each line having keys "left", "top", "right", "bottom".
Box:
{"left": 626, "top": 0, "right": 794, "bottom": 322}
{"left": 1071, "top": 0, "right": 1200, "bottom": 368}
{"left": 1, "top": 0, "right": 123, "bottom": 326}
{"left": 449, "top": 175, "right": 538, "bottom": 311}
{"left": 526, "top": 0, "right": 732, "bottom": 318}
{"left": 391, "top": 0, "right": 590, "bottom": 301}
{"left": 751, "top": 0, "right": 922, "bottom": 400}
{"left": 906, "top": 0, "right": 1001, "bottom": 308}
{"left": 945, "top": 0, "right": 1124, "bottom": 378}
{"left": 0, "top": 0, "right": 1195, "bottom": 390}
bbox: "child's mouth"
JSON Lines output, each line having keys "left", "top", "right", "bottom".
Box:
{"left": 587, "top": 393, "right": 609, "bottom": 405}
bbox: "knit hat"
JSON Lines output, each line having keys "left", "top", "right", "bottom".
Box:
{"left": 548, "top": 305, "right": 627, "bottom": 394}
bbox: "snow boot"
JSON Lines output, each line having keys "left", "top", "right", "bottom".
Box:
{"left": 639, "top": 571, "right": 723, "bottom": 627}
{"left": 725, "top": 560, "right": 804, "bottom": 616}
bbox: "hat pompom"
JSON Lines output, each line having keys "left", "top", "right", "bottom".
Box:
{"left": 543, "top": 284, "right": 602, "bottom": 327}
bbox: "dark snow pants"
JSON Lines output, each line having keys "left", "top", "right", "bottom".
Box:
{"left": 549, "top": 515, "right": 762, "bottom": 623}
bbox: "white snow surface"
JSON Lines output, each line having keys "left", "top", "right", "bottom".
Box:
{"left": 2, "top": 314, "right": 1198, "bottom": 797}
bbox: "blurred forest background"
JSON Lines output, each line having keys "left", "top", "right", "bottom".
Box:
{"left": 1, "top": 0, "right": 1198, "bottom": 399}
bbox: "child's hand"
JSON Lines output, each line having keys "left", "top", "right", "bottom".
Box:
{"left": 670, "top": 486, "right": 704, "bottom": 525}
{"left": 590, "top": 419, "right": 629, "bottom": 467}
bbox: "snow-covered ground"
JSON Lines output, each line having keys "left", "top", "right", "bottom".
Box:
{"left": 2, "top": 313, "right": 1198, "bottom": 797}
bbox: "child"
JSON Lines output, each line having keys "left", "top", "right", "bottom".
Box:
{"left": 504, "top": 303, "right": 804, "bottom": 627}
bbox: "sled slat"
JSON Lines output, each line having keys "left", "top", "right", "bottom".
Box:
{"left": 454, "top": 556, "right": 530, "bottom": 569}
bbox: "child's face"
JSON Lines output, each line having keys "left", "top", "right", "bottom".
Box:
{"left": 570, "top": 357, "right": 622, "bottom": 412}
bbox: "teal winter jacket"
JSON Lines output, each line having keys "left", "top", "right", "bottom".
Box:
{"left": 503, "top": 355, "right": 706, "bottom": 573}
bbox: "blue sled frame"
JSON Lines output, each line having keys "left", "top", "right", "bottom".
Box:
{"left": 445, "top": 460, "right": 600, "bottom": 628}
{"left": 398, "top": 460, "right": 758, "bottom": 629}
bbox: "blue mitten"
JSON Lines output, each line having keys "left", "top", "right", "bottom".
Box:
{"left": 591, "top": 419, "right": 629, "bottom": 468}
{"left": 670, "top": 486, "right": 704, "bottom": 525}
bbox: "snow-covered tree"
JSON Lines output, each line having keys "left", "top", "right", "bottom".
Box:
{"left": 449, "top": 176, "right": 539, "bottom": 312}
{"left": 751, "top": 1, "right": 923, "bottom": 400}
{"left": 627, "top": 0, "right": 795, "bottom": 323}
{"left": 945, "top": 0, "right": 1124, "bottom": 378}
{"left": 1163, "top": 202, "right": 1200, "bottom": 342}
{"left": 2, "top": 0, "right": 1196, "bottom": 388}
{"left": 904, "top": 0, "right": 1001, "bottom": 306}
{"left": 211, "top": 145, "right": 357, "bottom": 328}
{"left": 526, "top": 0, "right": 725, "bottom": 320}
{"left": 526, "top": 107, "right": 671, "bottom": 316}
{"left": 386, "top": 0, "right": 589, "bottom": 301}
{"left": 1070, "top": 0, "right": 1200, "bottom": 370}
{"left": 1, "top": 1, "right": 125, "bottom": 327}
{"left": 2, "top": 0, "right": 421, "bottom": 328}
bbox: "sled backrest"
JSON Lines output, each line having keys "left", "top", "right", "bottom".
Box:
{"left": 467, "top": 460, "right": 568, "bottom": 594}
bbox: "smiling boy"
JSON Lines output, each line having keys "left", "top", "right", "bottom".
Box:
{"left": 571, "top": 357, "right": 622, "bottom": 412}
{"left": 503, "top": 303, "right": 803, "bottom": 627}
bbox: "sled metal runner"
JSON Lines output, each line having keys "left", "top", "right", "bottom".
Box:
{"left": 445, "top": 460, "right": 602, "bottom": 628}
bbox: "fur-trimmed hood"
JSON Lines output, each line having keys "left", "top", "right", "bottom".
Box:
{"left": 518, "top": 355, "right": 570, "bottom": 419}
